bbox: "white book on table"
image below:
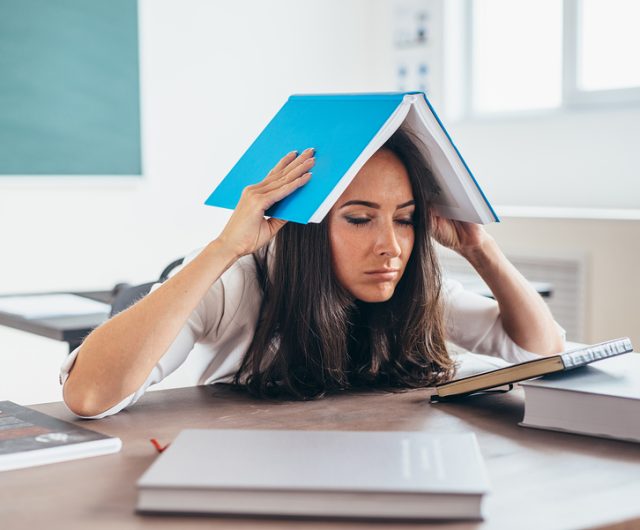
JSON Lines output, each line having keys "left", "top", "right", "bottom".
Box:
{"left": 520, "top": 353, "right": 640, "bottom": 443}
{"left": 136, "top": 429, "right": 490, "bottom": 520}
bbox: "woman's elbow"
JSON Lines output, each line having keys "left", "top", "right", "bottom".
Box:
{"left": 535, "top": 332, "right": 566, "bottom": 357}
{"left": 62, "top": 380, "right": 109, "bottom": 419}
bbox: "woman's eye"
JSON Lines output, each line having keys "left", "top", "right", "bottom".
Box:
{"left": 345, "top": 216, "right": 370, "bottom": 226}
{"left": 395, "top": 218, "right": 415, "bottom": 227}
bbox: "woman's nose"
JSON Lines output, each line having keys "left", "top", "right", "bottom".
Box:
{"left": 374, "top": 222, "right": 402, "bottom": 257}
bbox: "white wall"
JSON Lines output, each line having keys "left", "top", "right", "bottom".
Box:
{"left": 486, "top": 216, "right": 640, "bottom": 349}
{"left": 449, "top": 108, "right": 640, "bottom": 211}
{"left": 1, "top": 0, "right": 638, "bottom": 405}
{"left": 0, "top": 0, "right": 385, "bottom": 295}
{"left": 0, "top": 0, "right": 386, "bottom": 404}
{"left": 373, "top": 0, "right": 640, "bottom": 212}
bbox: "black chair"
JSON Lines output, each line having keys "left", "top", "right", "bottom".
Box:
{"left": 109, "top": 257, "right": 184, "bottom": 317}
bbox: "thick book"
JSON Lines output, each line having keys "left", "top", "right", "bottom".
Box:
{"left": 205, "top": 92, "right": 498, "bottom": 224}
{"left": 0, "top": 401, "right": 122, "bottom": 472}
{"left": 137, "top": 429, "right": 490, "bottom": 520}
{"left": 431, "top": 337, "right": 633, "bottom": 401}
{"left": 520, "top": 353, "right": 640, "bottom": 443}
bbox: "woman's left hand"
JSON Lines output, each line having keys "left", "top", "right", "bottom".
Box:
{"left": 431, "top": 214, "right": 488, "bottom": 257}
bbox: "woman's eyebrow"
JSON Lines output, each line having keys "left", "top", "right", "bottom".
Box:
{"left": 339, "top": 199, "right": 415, "bottom": 209}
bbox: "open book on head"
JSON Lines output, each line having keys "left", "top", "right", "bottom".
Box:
{"left": 205, "top": 92, "right": 498, "bottom": 225}
{"left": 431, "top": 338, "right": 634, "bottom": 402}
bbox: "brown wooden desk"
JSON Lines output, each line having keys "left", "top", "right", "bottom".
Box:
{"left": 1, "top": 385, "right": 638, "bottom": 530}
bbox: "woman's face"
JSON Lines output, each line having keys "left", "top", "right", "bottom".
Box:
{"left": 327, "top": 149, "right": 415, "bottom": 303}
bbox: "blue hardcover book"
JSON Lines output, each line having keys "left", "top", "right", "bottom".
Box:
{"left": 205, "top": 92, "right": 498, "bottom": 225}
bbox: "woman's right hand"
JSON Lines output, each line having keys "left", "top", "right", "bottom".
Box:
{"left": 217, "top": 148, "right": 315, "bottom": 257}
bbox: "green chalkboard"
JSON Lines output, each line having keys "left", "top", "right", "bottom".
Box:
{"left": 0, "top": 0, "right": 141, "bottom": 175}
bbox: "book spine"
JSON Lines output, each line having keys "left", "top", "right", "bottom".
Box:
{"left": 561, "top": 338, "right": 633, "bottom": 369}
{"left": 288, "top": 93, "right": 407, "bottom": 102}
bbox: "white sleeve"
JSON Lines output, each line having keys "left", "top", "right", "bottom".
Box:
{"left": 59, "top": 250, "right": 248, "bottom": 419}
{"left": 59, "top": 281, "right": 205, "bottom": 419}
{"left": 443, "top": 278, "right": 566, "bottom": 364}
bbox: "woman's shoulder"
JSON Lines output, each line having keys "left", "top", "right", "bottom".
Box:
{"left": 177, "top": 248, "right": 264, "bottom": 339}
{"left": 441, "top": 276, "right": 466, "bottom": 301}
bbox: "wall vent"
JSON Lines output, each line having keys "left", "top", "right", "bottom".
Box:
{"left": 438, "top": 250, "right": 587, "bottom": 342}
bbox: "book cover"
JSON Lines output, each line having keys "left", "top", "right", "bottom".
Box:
{"left": 205, "top": 92, "right": 497, "bottom": 224}
{"left": 0, "top": 401, "right": 121, "bottom": 472}
{"left": 137, "top": 429, "right": 490, "bottom": 520}
{"left": 520, "top": 353, "right": 640, "bottom": 442}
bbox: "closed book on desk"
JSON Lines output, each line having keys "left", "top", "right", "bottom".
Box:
{"left": 432, "top": 337, "right": 633, "bottom": 401}
{"left": 520, "top": 353, "right": 640, "bottom": 443}
{"left": 136, "top": 429, "right": 490, "bottom": 520}
{"left": 205, "top": 92, "right": 497, "bottom": 225}
{"left": 0, "top": 401, "right": 121, "bottom": 472}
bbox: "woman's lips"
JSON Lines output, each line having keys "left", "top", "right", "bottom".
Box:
{"left": 364, "top": 269, "right": 400, "bottom": 281}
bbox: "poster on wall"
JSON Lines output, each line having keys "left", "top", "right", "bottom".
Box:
{"left": 0, "top": 0, "right": 141, "bottom": 176}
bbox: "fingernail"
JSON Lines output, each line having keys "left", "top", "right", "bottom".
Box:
{"left": 305, "top": 147, "right": 315, "bottom": 154}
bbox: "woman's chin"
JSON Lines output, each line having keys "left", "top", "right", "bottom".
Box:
{"left": 352, "top": 283, "right": 397, "bottom": 303}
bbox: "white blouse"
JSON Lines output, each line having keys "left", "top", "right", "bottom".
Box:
{"left": 60, "top": 252, "right": 559, "bottom": 419}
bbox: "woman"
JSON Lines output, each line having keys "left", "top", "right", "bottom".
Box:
{"left": 62, "top": 129, "right": 564, "bottom": 418}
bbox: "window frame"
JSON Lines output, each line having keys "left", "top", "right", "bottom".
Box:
{"left": 464, "top": 0, "right": 640, "bottom": 118}
{"left": 563, "top": 0, "right": 640, "bottom": 107}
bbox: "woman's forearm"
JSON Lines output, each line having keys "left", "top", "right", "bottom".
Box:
{"left": 63, "top": 239, "right": 240, "bottom": 417}
{"left": 461, "top": 236, "right": 565, "bottom": 356}
{"left": 63, "top": 150, "right": 313, "bottom": 417}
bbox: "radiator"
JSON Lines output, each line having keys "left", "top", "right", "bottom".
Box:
{"left": 437, "top": 249, "right": 587, "bottom": 342}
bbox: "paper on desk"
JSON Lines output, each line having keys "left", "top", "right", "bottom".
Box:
{"left": 0, "top": 294, "right": 110, "bottom": 319}
{"left": 453, "top": 352, "right": 512, "bottom": 379}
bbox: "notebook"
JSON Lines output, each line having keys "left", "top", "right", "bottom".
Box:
{"left": 137, "top": 429, "right": 490, "bottom": 520}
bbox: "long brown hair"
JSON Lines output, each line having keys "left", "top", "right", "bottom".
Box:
{"left": 234, "top": 127, "right": 455, "bottom": 398}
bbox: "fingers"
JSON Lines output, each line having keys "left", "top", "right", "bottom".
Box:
{"left": 263, "top": 147, "right": 315, "bottom": 184}
{"left": 260, "top": 156, "right": 314, "bottom": 195}
{"left": 236, "top": 148, "right": 314, "bottom": 219}
{"left": 238, "top": 165, "right": 312, "bottom": 214}
{"left": 266, "top": 151, "right": 298, "bottom": 178}
{"left": 282, "top": 147, "right": 315, "bottom": 174}
{"left": 261, "top": 171, "right": 312, "bottom": 211}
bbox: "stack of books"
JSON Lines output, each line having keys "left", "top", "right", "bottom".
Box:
{"left": 432, "top": 338, "right": 638, "bottom": 443}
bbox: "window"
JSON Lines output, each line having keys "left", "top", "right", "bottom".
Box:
{"left": 471, "top": 0, "right": 562, "bottom": 113}
{"left": 467, "top": 0, "right": 640, "bottom": 115}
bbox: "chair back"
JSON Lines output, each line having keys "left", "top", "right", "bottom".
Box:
{"left": 109, "top": 257, "right": 185, "bottom": 317}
